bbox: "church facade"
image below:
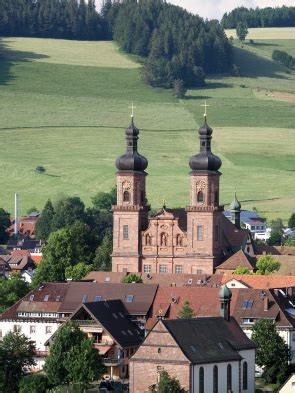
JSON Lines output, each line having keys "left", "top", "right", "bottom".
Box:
{"left": 112, "top": 115, "right": 254, "bottom": 275}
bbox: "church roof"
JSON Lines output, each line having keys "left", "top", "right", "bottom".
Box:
{"left": 163, "top": 317, "right": 255, "bottom": 364}
{"left": 216, "top": 250, "right": 256, "bottom": 272}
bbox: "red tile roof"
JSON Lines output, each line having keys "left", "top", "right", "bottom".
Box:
{"left": 216, "top": 250, "right": 256, "bottom": 272}
{"left": 222, "top": 274, "right": 295, "bottom": 289}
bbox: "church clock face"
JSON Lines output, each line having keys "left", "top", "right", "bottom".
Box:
{"left": 196, "top": 180, "right": 206, "bottom": 190}
{"left": 122, "top": 180, "right": 131, "bottom": 190}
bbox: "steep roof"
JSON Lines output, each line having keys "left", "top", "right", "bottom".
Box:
{"left": 216, "top": 250, "right": 256, "bottom": 272}
{"left": 221, "top": 216, "right": 250, "bottom": 252}
{"left": 60, "top": 282, "right": 158, "bottom": 316}
{"left": 222, "top": 274, "right": 295, "bottom": 289}
{"left": 76, "top": 300, "right": 143, "bottom": 348}
{"left": 163, "top": 317, "right": 255, "bottom": 364}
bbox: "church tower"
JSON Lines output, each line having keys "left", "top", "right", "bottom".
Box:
{"left": 186, "top": 108, "right": 224, "bottom": 272}
{"left": 230, "top": 192, "right": 241, "bottom": 229}
{"left": 112, "top": 115, "right": 149, "bottom": 273}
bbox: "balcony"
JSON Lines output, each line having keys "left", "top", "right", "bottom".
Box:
{"left": 103, "top": 357, "right": 123, "bottom": 366}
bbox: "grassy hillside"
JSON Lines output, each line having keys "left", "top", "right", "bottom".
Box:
{"left": 225, "top": 27, "right": 295, "bottom": 40}
{"left": 0, "top": 36, "right": 294, "bottom": 222}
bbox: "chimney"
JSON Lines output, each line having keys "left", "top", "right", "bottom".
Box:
{"left": 14, "top": 193, "right": 19, "bottom": 236}
{"left": 264, "top": 296, "right": 269, "bottom": 311}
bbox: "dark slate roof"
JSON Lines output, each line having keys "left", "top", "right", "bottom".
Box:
{"left": 163, "top": 317, "right": 255, "bottom": 364}
{"left": 223, "top": 210, "right": 261, "bottom": 223}
{"left": 80, "top": 300, "right": 143, "bottom": 348}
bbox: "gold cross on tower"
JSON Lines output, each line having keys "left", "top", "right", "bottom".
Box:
{"left": 129, "top": 102, "right": 136, "bottom": 118}
{"left": 201, "top": 100, "right": 210, "bottom": 121}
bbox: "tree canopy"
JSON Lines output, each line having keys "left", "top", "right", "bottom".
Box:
{"left": 0, "top": 330, "right": 36, "bottom": 393}
{"left": 288, "top": 213, "right": 295, "bottom": 228}
{"left": 152, "top": 370, "right": 186, "bottom": 393}
{"left": 234, "top": 266, "right": 251, "bottom": 275}
{"left": 177, "top": 300, "right": 194, "bottom": 319}
{"left": 44, "top": 322, "right": 105, "bottom": 388}
{"left": 236, "top": 21, "right": 248, "bottom": 41}
{"left": 0, "top": 208, "right": 10, "bottom": 244}
{"left": 121, "top": 274, "right": 143, "bottom": 284}
{"left": 251, "top": 319, "right": 289, "bottom": 384}
{"left": 107, "top": 0, "right": 232, "bottom": 88}
{"left": 221, "top": 6, "right": 295, "bottom": 29}
{"left": 0, "top": 273, "right": 29, "bottom": 313}
{"left": 256, "top": 255, "right": 281, "bottom": 275}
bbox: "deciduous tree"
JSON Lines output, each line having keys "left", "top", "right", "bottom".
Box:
{"left": 0, "top": 273, "right": 29, "bottom": 313}
{"left": 121, "top": 274, "right": 142, "bottom": 283}
{"left": 256, "top": 255, "right": 280, "bottom": 275}
{"left": 152, "top": 370, "right": 186, "bottom": 392}
{"left": 234, "top": 266, "right": 251, "bottom": 275}
{"left": 288, "top": 212, "right": 295, "bottom": 228}
{"left": 252, "top": 319, "right": 289, "bottom": 384}
{"left": 236, "top": 21, "right": 248, "bottom": 41}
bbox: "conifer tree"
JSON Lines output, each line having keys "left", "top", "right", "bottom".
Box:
{"left": 177, "top": 300, "right": 194, "bottom": 319}
{"left": 35, "top": 199, "right": 54, "bottom": 241}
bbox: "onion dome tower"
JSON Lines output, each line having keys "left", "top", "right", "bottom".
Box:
{"left": 219, "top": 285, "right": 232, "bottom": 321}
{"left": 112, "top": 108, "right": 149, "bottom": 273}
{"left": 188, "top": 103, "right": 222, "bottom": 208}
{"left": 230, "top": 192, "right": 241, "bottom": 229}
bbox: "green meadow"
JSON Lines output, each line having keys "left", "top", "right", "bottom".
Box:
{"left": 0, "top": 34, "right": 294, "bottom": 222}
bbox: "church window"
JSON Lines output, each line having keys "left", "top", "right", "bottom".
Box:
{"left": 123, "top": 191, "right": 130, "bottom": 202}
{"left": 144, "top": 265, "right": 151, "bottom": 273}
{"left": 123, "top": 225, "right": 129, "bottom": 240}
{"left": 158, "top": 348, "right": 161, "bottom": 354}
{"left": 197, "top": 226, "right": 203, "bottom": 241}
{"left": 243, "top": 362, "right": 248, "bottom": 389}
{"left": 176, "top": 234, "right": 183, "bottom": 246}
{"left": 199, "top": 367, "right": 204, "bottom": 393}
{"left": 227, "top": 364, "right": 232, "bottom": 391}
{"left": 215, "top": 191, "right": 219, "bottom": 205}
{"left": 175, "top": 265, "right": 183, "bottom": 274}
{"left": 213, "top": 365, "right": 218, "bottom": 393}
{"left": 159, "top": 265, "right": 167, "bottom": 274}
{"left": 197, "top": 191, "right": 204, "bottom": 203}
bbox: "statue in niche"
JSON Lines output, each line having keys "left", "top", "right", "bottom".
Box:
{"left": 146, "top": 233, "right": 152, "bottom": 246}
{"left": 161, "top": 233, "right": 168, "bottom": 246}
{"left": 176, "top": 234, "right": 183, "bottom": 246}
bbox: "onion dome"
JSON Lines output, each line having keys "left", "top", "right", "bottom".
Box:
{"left": 230, "top": 192, "right": 241, "bottom": 212}
{"left": 116, "top": 117, "right": 148, "bottom": 172}
{"left": 219, "top": 285, "right": 232, "bottom": 300}
{"left": 189, "top": 118, "right": 222, "bottom": 172}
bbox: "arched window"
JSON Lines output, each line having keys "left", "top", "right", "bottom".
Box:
{"left": 199, "top": 367, "right": 204, "bottom": 393}
{"left": 213, "top": 365, "right": 218, "bottom": 393}
{"left": 176, "top": 234, "right": 183, "bottom": 246}
{"left": 146, "top": 234, "right": 151, "bottom": 246}
{"left": 123, "top": 191, "right": 130, "bottom": 202}
{"left": 197, "top": 191, "right": 204, "bottom": 203}
{"left": 227, "top": 364, "right": 232, "bottom": 391}
{"left": 243, "top": 362, "right": 248, "bottom": 390}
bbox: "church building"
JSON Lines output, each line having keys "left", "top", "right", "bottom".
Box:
{"left": 112, "top": 112, "right": 254, "bottom": 275}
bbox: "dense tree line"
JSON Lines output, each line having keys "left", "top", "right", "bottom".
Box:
{"left": 0, "top": 0, "right": 109, "bottom": 40}
{"left": 106, "top": 0, "right": 232, "bottom": 88}
{"left": 222, "top": 6, "right": 295, "bottom": 29}
{"left": 272, "top": 49, "right": 295, "bottom": 70}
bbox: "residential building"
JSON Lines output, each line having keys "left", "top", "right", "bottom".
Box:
{"left": 279, "top": 373, "right": 295, "bottom": 392}
{"left": 112, "top": 115, "right": 254, "bottom": 275}
{"left": 130, "top": 286, "right": 255, "bottom": 392}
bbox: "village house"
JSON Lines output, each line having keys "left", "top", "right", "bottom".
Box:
{"left": 112, "top": 115, "right": 255, "bottom": 275}
{"left": 0, "top": 281, "right": 157, "bottom": 370}
{"left": 130, "top": 286, "right": 256, "bottom": 392}
{"left": 47, "top": 300, "right": 143, "bottom": 380}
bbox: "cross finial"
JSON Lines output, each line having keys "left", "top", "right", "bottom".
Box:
{"left": 129, "top": 102, "right": 136, "bottom": 119}
{"left": 201, "top": 100, "right": 210, "bottom": 121}
{"left": 162, "top": 197, "right": 166, "bottom": 209}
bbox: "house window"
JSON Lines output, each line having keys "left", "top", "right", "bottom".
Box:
{"left": 30, "top": 325, "right": 36, "bottom": 334}
{"left": 123, "top": 191, "right": 130, "bottom": 202}
{"left": 159, "top": 265, "right": 167, "bottom": 274}
{"left": 123, "top": 225, "right": 129, "bottom": 240}
{"left": 197, "top": 191, "right": 204, "bottom": 203}
{"left": 126, "top": 295, "right": 134, "bottom": 303}
{"left": 227, "top": 364, "right": 232, "bottom": 391}
{"left": 94, "top": 295, "right": 102, "bottom": 302}
{"left": 44, "top": 295, "right": 49, "bottom": 301}
{"left": 243, "top": 362, "right": 248, "bottom": 390}
{"left": 175, "top": 265, "right": 183, "bottom": 274}
{"left": 82, "top": 294, "right": 87, "bottom": 303}
{"left": 213, "top": 365, "right": 218, "bottom": 393}
{"left": 197, "top": 226, "right": 203, "bottom": 241}
{"left": 14, "top": 325, "right": 21, "bottom": 333}
{"left": 144, "top": 265, "right": 151, "bottom": 274}
{"left": 199, "top": 367, "right": 204, "bottom": 393}
{"left": 46, "top": 326, "right": 52, "bottom": 334}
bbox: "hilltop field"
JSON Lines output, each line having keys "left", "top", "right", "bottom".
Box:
{"left": 0, "top": 28, "right": 294, "bottom": 221}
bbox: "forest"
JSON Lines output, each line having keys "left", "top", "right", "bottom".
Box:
{"left": 0, "top": 0, "right": 108, "bottom": 40}
{"left": 106, "top": 1, "right": 232, "bottom": 88}
{"left": 221, "top": 6, "right": 295, "bottom": 29}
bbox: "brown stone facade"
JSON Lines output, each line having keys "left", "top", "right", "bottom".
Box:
{"left": 129, "top": 320, "right": 190, "bottom": 392}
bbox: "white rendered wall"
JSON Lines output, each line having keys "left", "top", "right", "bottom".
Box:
{"left": 240, "top": 349, "right": 256, "bottom": 393}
